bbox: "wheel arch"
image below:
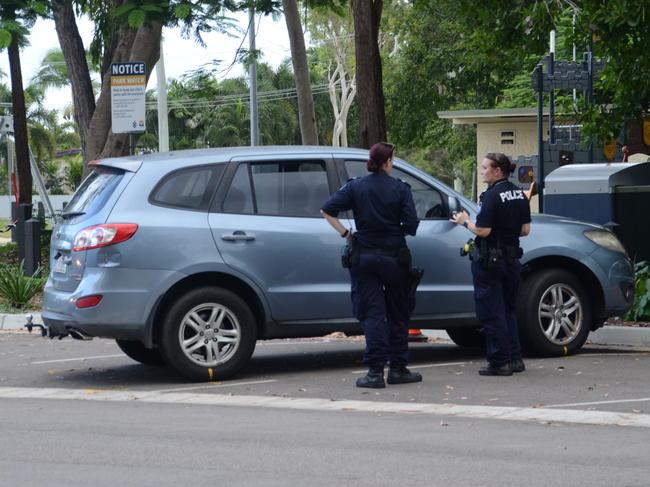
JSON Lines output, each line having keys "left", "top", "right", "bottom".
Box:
{"left": 522, "top": 255, "right": 605, "bottom": 329}
{"left": 145, "top": 272, "right": 268, "bottom": 348}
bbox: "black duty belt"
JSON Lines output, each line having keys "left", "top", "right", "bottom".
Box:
{"left": 359, "top": 247, "right": 399, "bottom": 257}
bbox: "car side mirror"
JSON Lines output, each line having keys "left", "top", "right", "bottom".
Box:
{"left": 448, "top": 195, "right": 461, "bottom": 215}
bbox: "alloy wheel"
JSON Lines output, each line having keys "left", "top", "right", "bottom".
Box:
{"left": 538, "top": 283, "right": 583, "bottom": 345}
{"left": 178, "top": 302, "right": 241, "bottom": 366}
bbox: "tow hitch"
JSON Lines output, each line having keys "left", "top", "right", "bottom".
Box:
{"left": 24, "top": 314, "right": 51, "bottom": 337}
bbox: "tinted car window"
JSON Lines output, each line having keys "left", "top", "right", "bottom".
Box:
{"left": 223, "top": 164, "right": 254, "bottom": 214}
{"left": 63, "top": 167, "right": 124, "bottom": 219}
{"left": 251, "top": 160, "right": 329, "bottom": 217}
{"left": 151, "top": 165, "right": 223, "bottom": 210}
{"left": 344, "top": 160, "right": 446, "bottom": 219}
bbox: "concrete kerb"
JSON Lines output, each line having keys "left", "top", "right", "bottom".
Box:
{"left": 424, "top": 327, "right": 650, "bottom": 349}
{"left": 0, "top": 312, "right": 41, "bottom": 330}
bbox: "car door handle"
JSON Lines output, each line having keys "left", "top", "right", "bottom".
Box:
{"left": 221, "top": 231, "right": 255, "bottom": 242}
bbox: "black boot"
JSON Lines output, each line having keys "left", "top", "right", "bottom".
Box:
{"left": 478, "top": 363, "right": 513, "bottom": 376}
{"left": 356, "top": 368, "right": 385, "bottom": 389}
{"left": 511, "top": 358, "right": 526, "bottom": 373}
{"left": 387, "top": 366, "right": 422, "bottom": 384}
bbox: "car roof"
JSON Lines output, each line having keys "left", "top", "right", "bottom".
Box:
{"left": 96, "top": 146, "right": 371, "bottom": 172}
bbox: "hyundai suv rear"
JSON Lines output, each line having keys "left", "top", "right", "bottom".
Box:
{"left": 42, "top": 147, "right": 634, "bottom": 381}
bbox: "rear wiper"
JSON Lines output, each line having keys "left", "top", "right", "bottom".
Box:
{"left": 60, "top": 211, "right": 86, "bottom": 219}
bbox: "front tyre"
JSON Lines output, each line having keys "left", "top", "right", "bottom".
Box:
{"left": 517, "top": 269, "right": 591, "bottom": 357}
{"left": 160, "top": 287, "right": 257, "bottom": 381}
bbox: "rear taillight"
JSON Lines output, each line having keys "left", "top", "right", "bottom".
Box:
{"left": 73, "top": 224, "right": 138, "bottom": 251}
{"left": 76, "top": 295, "right": 103, "bottom": 309}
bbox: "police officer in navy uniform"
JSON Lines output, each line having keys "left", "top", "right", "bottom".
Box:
{"left": 451, "top": 152, "right": 531, "bottom": 376}
{"left": 321, "top": 142, "right": 421, "bottom": 388}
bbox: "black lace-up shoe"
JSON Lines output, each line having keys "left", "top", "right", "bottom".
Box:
{"left": 356, "top": 369, "right": 386, "bottom": 389}
{"left": 478, "top": 363, "right": 513, "bottom": 376}
{"left": 511, "top": 358, "right": 526, "bottom": 373}
{"left": 387, "top": 367, "right": 423, "bottom": 384}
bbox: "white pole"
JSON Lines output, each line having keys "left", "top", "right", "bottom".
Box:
{"left": 550, "top": 30, "right": 556, "bottom": 54}
{"left": 572, "top": 11, "right": 577, "bottom": 104}
{"left": 156, "top": 38, "right": 170, "bottom": 153}
{"left": 249, "top": 8, "right": 259, "bottom": 146}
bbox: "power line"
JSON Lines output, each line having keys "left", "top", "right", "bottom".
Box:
{"left": 146, "top": 83, "right": 333, "bottom": 110}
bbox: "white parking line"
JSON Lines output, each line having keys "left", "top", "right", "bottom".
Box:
{"left": 544, "top": 397, "right": 650, "bottom": 408}
{"left": 352, "top": 362, "right": 467, "bottom": 374}
{"left": 153, "top": 379, "right": 277, "bottom": 393}
{"left": 576, "top": 352, "right": 650, "bottom": 358}
{"left": 2, "top": 386, "right": 650, "bottom": 428}
{"left": 31, "top": 354, "right": 125, "bottom": 365}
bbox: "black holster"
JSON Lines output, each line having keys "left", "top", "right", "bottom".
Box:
{"left": 341, "top": 235, "right": 360, "bottom": 268}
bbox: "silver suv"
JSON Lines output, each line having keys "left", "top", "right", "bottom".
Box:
{"left": 42, "top": 147, "right": 634, "bottom": 380}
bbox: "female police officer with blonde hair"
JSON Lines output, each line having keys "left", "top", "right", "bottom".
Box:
{"left": 451, "top": 152, "right": 531, "bottom": 376}
{"left": 321, "top": 142, "right": 420, "bottom": 388}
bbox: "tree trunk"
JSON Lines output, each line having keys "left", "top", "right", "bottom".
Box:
{"left": 82, "top": 21, "right": 161, "bottom": 175}
{"left": 283, "top": 0, "right": 318, "bottom": 145}
{"left": 52, "top": 0, "right": 96, "bottom": 168}
{"left": 7, "top": 38, "right": 32, "bottom": 204}
{"left": 351, "top": 0, "right": 386, "bottom": 149}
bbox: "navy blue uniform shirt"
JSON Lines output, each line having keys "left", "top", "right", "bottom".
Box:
{"left": 475, "top": 179, "right": 531, "bottom": 249}
{"left": 321, "top": 171, "right": 419, "bottom": 249}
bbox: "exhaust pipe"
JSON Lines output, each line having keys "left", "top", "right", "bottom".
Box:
{"left": 68, "top": 328, "right": 93, "bottom": 341}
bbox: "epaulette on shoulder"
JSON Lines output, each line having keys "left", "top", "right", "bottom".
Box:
{"left": 397, "top": 178, "right": 411, "bottom": 188}
{"left": 347, "top": 176, "right": 360, "bottom": 183}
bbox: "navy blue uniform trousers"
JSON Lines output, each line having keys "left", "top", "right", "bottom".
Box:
{"left": 350, "top": 253, "right": 411, "bottom": 369}
{"left": 471, "top": 259, "right": 523, "bottom": 366}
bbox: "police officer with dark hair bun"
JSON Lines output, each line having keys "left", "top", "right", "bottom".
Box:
{"left": 451, "top": 152, "right": 531, "bottom": 376}
{"left": 321, "top": 142, "right": 421, "bottom": 388}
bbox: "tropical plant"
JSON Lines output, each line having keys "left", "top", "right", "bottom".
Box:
{"left": 0, "top": 261, "right": 43, "bottom": 309}
{"left": 626, "top": 261, "right": 650, "bottom": 322}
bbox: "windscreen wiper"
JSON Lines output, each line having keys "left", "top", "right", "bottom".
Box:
{"left": 60, "top": 211, "right": 86, "bottom": 219}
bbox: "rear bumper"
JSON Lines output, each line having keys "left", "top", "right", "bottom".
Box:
{"left": 42, "top": 267, "right": 184, "bottom": 341}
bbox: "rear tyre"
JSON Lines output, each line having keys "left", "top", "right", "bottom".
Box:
{"left": 517, "top": 268, "right": 591, "bottom": 357}
{"left": 445, "top": 327, "right": 485, "bottom": 348}
{"left": 159, "top": 287, "right": 257, "bottom": 381}
{"left": 116, "top": 339, "right": 165, "bottom": 366}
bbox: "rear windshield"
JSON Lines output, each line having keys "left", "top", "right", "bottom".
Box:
{"left": 63, "top": 167, "right": 125, "bottom": 219}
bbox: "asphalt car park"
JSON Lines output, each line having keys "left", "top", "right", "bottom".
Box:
{"left": 2, "top": 330, "right": 650, "bottom": 420}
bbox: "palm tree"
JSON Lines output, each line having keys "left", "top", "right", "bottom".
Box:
{"left": 0, "top": 1, "right": 40, "bottom": 203}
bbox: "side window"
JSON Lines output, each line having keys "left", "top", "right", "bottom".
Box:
{"left": 150, "top": 165, "right": 222, "bottom": 210}
{"left": 344, "top": 160, "right": 367, "bottom": 180}
{"left": 343, "top": 160, "right": 446, "bottom": 220}
{"left": 392, "top": 168, "right": 446, "bottom": 220}
{"left": 251, "top": 160, "right": 329, "bottom": 217}
{"left": 222, "top": 164, "right": 254, "bottom": 214}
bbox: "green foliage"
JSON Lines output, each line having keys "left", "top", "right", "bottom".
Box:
{"left": 0, "top": 262, "right": 44, "bottom": 309}
{"left": 626, "top": 261, "right": 650, "bottom": 322}
{"left": 453, "top": 0, "right": 650, "bottom": 144}
{"left": 41, "top": 160, "right": 65, "bottom": 194}
{"left": 0, "top": 29, "right": 11, "bottom": 48}
{"left": 65, "top": 156, "right": 84, "bottom": 191}
{"left": 399, "top": 121, "right": 475, "bottom": 197}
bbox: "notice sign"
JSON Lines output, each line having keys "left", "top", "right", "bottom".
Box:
{"left": 111, "top": 62, "right": 146, "bottom": 133}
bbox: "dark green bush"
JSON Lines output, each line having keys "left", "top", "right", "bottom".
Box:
{"left": 625, "top": 261, "right": 650, "bottom": 322}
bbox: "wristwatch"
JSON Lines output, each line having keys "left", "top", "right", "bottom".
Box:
{"left": 463, "top": 221, "right": 469, "bottom": 229}
{"left": 341, "top": 229, "right": 350, "bottom": 238}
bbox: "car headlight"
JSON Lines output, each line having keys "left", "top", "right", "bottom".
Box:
{"left": 584, "top": 230, "right": 627, "bottom": 255}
